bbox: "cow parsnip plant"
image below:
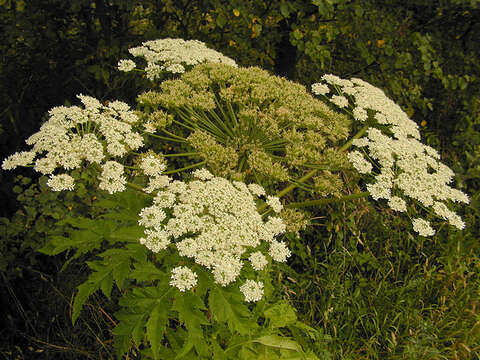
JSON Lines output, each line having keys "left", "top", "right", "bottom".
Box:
{"left": 2, "top": 38, "right": 469, "bottom": 359}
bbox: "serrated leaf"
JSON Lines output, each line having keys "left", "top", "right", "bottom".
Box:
{"left": 146, "top": 303, "right": 169, "bottom": 360}
{"left": 113, "top": 328, "right": 133, "bottom": 359}
{"left": 100, "top": 272, "right": 114, "bottom": 300}
{"left": 39, "top": 230, "right": 103, "bottom": 256}
{"left": 172, "top": 291, "right": 209, "bottom": 358}
{"left": 119, "top": 285, "right": 173, "bottom": 310}
{"left": 107, "top": 225, "right": 145, "bottom": 243}
{"left": 209, "top": 286, "right": 254, "bottom": 335}
{"left": 289, "top": 321, "right": 318, "bottom": 340}
{"left": 38, "top": 236, "right": 71, "bottom": 255}
{"left": 72, "top": 244, "right": 145, "bottom": 323}
{"left": 100, "top": 244, "right": 147, "bottom": 287}
{"left": 114, "top": 285, "right": 173, "bottom": 358}
{"left": 264, "top": 301, "right": 297, "bottom": 329}
{"left": 212, "top": 341, "right": 227, "bottom": 360}
{"left": 113, "top": 310, "right": 148, "bottom": 357}
{"left": 130, "top": 261, "right": 166, "bottom": 282}
{"left": 72, "top": 280, "right": 98, "bottom": 324}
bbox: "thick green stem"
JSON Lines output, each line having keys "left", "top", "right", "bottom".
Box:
{"left": 286, "top": 191, "right": 370, "bottom": 209}
{"left": 338, "top": 124, "right": 369, "bottom": 153}
{"left": 125, "top": 182, "right": 146, "bottom": 193}
{"left": 145, "top": 132, "right": 187, "bottom": 143}
{"left": 163, "top": 160, "right": 207, "bottom": 175}
{"left": 163, "top": 152, "right": 199, "bottom": 157}
{"left": 257, "top": 124, "right": 370, "bottom": 212}
{"left": 161, "top": 127, "right": 188, "bottom": 140}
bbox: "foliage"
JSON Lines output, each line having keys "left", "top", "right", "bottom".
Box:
{"left": 38, "top": 189, "right": 324, "bottom": 359}
{"left": 282, "top": 192, "right": 480, "bottom": 359}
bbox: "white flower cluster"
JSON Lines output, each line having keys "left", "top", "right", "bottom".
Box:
{"left": 312, "top": 75, "right": 469, "bottom": 235}
{"left": 2, "top": 95, "right": 145, "bottom": 192}
{"left": 118, "top": 38, "right": 237, "bottom": 80}
{"left": 99, "top": 161, "right": 126, "bottom": 194}
{"left": 137, "top": 168, "right": 289, "bottom": 301}
{"left": 239, "top": 280, "right": 264, "bottom": 302}
{"left": 169, "top": 266, "right": 198, "bottom": 292}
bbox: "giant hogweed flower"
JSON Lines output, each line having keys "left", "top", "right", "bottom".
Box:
{"left": 137, "top": 63, "right": 352, "bottom": 197}
{"left": 138, "top": 168, "right": 289, "bottom": 302}
{"left": 312, "top": 75, "right": 469, "bottom": 235}
{"left": 118, "top": 38, "right": 237, "bottom": 80}
{"left": 2, "top": 95, "right": 146, "bottom": 192}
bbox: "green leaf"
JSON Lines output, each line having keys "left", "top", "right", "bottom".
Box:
{"left": 172, "top": 291, "right": 209, "bottom": 358}
{"left": 107, "top": 225, "right": 145, "bottom": 244}
{"left": 39, "top": 230, "right": 103, "bottom": 256}
{"left": 130, "top": 261, "right": 167, "bottom": 282}
{"left": 100, "top": 244, "right": 147, "bottom": 287}
{"left": 209, "top": 286, "right": 255, "bottom": 335}
{"left": 72, "top": 244, "right": 146, "bottom": 323}
{"left": 72, "top": 280, "right": 99, "bottom": 324}
{"left": 264, "top": 301, "right": 297, "bottom": 328}
{"left": 280, "top": 3, "right": 291, "bottom": 18}
{"left": 252, "top": 335, "right": 301, "bottom": 352}
{"left": 146, "top": 303, "right": 169, "bottom": 360}
{"left": 113, "top": 310, "right": 148, "bottom": 357}
{"left": 57, "top": 217, "right": 96, "bottom": 229}
{"left": 216, "top": 14, "right": 227, "bottom": 28}
{"left": 114, "top": 285, "right": 173, "bottom": 357}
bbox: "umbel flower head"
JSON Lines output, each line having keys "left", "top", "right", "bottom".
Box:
{"left": 118, "top": 38, "right": 237, "bottom": 80}
{"left": 138, "top": 168, "right": 289, "bottom": 302}
{"left": 137, "top": 63, "right": 352, "bottom": 196}
{"left": 2, "top": 95, "right": 145, "bottom": 192}
{"left": 312, "top": 75, "right": 469, "bottom": 236}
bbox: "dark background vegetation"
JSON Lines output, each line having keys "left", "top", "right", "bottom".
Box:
{"left": 0, "top": 0, "right": 479, "bottom": 358}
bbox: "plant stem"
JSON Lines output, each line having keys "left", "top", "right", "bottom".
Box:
{"left": 163, "top": 152, "right": 199, "bottom": 157}
{"left": 286, "top": 191, "right": 370, "bottom": 209}
{"left": 145, "top": 132, "right": 187, "bottom": 143}
{"left": 339, "top": 124, "right": 369, "bottom": 153}
{"left": 161, "top": 127, "right": 188, "bottom": 140}
{"left": 257, "top": 124, "right": 369, "bottom": 212}
{"left": 163, "top": 160, "right": 207, "bottom": 175}
{"left": 125, "top": 182, "right": 146, "bottom": 193}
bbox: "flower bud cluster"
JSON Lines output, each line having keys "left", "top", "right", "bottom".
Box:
{"left": 312, "top": 75, "right": 469, "bottom": 235}
{"left": 118, "top": 38, "right": 237, "bottom": 80}
{"left": 138, "top": 168, "right": 289, "bottom": 301}
{"left": 2, "top": 95, "right": 146, "bottom": 192}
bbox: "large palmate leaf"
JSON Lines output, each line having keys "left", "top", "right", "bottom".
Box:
{"left": 114, "top": 283, "right": 172, "bottom": 359}
{"left": 172, "top": 291, "right": 210, "bottom": 358}
{"left": 209, "top": 286, "right": 257, "bottom": 336}
{"left": 72, "top": 243, "right": 147, "bottom": 323}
